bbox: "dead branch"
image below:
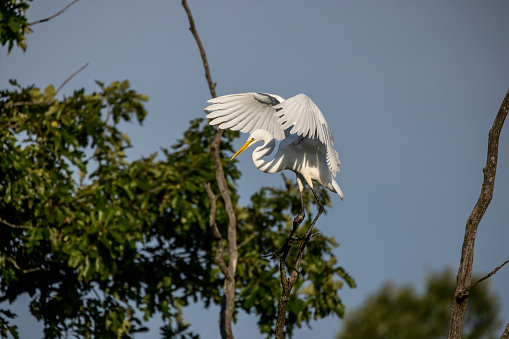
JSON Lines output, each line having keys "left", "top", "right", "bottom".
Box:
{"left": 28, "top": 0, "right": 80, "bottom": 26}
{"left": 181, "top": 0, "right": 216, "bottom": 99}
{"left": 456, "top": 259, "right": 509, "bottom": 300}
{"left": 55, "top": 62, "right": 89, "bottom": 95}
{"left": 501, "top": 322, "right": 509, "bottom": 339}
{"left": 448, "top": 89, "right": 509, "bottom": 339}
{"left": 182, "top": 1, "right": 236, "bottom": 338}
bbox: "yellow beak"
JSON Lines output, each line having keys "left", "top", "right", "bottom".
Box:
{"left": 231, "top": 138, "right": 254, "bottom": 160}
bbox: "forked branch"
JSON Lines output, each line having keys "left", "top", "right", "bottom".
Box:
{"left": 448, "top": 89, "right": 509, "bottom": 339}
{"left": 456, "top": 259, "right": 509, "bottom": 300}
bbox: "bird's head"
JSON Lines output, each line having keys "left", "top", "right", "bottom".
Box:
{"left": 231, "top": 137, "right": 255, "bottom": 160}
{"left": 231, "top": 129, "right": 271, "bottom": 160}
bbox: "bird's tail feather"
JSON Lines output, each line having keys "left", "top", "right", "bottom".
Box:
{"left": 331, "top": 179, "right": 344, "bottom": 201}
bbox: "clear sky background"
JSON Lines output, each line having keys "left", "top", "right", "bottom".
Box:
{"left": 1, "top": 1, "right": 508, "bottom": 338}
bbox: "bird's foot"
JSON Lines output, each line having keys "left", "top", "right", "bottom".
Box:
{"left": 263, "top": 232, "right": 322, "bottom": 259}
{"left": 265, "top": 235, "right": 297, "bottom": 259}
{"left": 293, "top": 213, "right": 305, "bottom": 225}
{"left": 293, "top": 234, "right": 304, "bottom": 241}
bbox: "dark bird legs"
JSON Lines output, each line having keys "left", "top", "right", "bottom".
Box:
{"left": 270, "top": 187, "right": 324, "bottom": 258}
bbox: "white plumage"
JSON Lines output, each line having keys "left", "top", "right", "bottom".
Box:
{"left": 205, "top": 92, "right": 343, "bottom": 252}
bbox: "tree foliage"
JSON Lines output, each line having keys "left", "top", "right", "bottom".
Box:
{"left": 0, "top": 2, "right": 354, "bottom": 338}
{"left": 0, "top": 80, "right": 353, "bottom": 339}
{"left": 337, "top": 270, "right": 500, "bottom": 339}
{"left": 0, "top": 0, "right": 32, "bottom": 52}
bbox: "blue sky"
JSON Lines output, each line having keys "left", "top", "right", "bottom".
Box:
{"left": 1, "top": 1, "right": 508, "bottom": 338}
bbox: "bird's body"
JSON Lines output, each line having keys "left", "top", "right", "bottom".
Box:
{"left": 205, "top": 92, "right": 342, "bottom": 255}
{"left": 247, "top": 129, "right": 343, "bottom": 199}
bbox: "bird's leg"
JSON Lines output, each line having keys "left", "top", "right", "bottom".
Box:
{"left": 290, "top": 176, "right": 306, "bottom": 239}
{"left": 269, "top": 187, "right": 323, "bottom": 259}
{"left": 290, "top": 189, "right": 306, "bottom": 238}
{"left": 269, "top": 189, "right": 306, "bottom": 259}
{"left": 302, "top": 186, "right": 324, "bottom": 240}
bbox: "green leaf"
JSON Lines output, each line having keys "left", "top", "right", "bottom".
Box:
{"left": 8, "top": 17, "right": 21, "bottom": 33}
{"left": 44, "top": 84, "right": 56, "bottom": 99}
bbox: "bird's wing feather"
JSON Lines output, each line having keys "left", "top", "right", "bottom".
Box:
{"left": 274, "top": 93, "right": 341, "bottom": 175}
{"left": 205, "top": 93, "right": 286, "bottom": 140}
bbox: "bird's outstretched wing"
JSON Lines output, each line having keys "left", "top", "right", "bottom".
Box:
{"left": 275, "top": 94, "right": 341, "bottom": 176}
{"left": 205, "top": 92, "right": 340, "bottom": 176}
{"left": 205, "top": 93, "right": 286, "bottom": 140}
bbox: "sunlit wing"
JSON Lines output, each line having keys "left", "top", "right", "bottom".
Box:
{"left": 205, "top": 92, "right": 286, "bottom": 140}
{"left": 274, "top": 94, "right": 341, "bottom": 176}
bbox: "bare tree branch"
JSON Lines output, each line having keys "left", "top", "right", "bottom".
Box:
{"left": 6, "top": 62, "right": 89, "bottom": 108}
{"left": 448, "top": 89, "right": 509, "bottom": 339}
{"left": 182, "top": 2, "right": 236, "bottom": 338}
{"left": 55, "top": 62, "right": 89, "bottom": 96}
{"left": 28, "top": 0, "right": 80, "bottom": 26}
{"left": 204, "top": 182, "right": 228, "bottom": 275}
{"left": 500, "top": 322, "right": 509, "bottom": 339}
{"left": 456, "top": 259, "right": 509, "bottom": 299}
{"left": 237, "top": 233, "right": 255, "bottom": 249}
{"left": 181, "top": 0, "right": 216, "bottom": 99}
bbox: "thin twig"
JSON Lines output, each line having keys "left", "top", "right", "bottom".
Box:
{"left": 7, "top": 257, "right": 46, "bottom": 274}
{"left": 104, "top": 106, "right": 113, "bottom": 125}
{"left": 55, "top": 62, "right": 89, "bottom": 95}
{"left": 6, "top": 101, "right": 46, "bottom": 108}
{"left": 460, "top": 260, "right": 509, "bottom": 297}
{"left": 181, "top": 0, "right": 216, "bottom": 98}
{"left": 6, "top": 62, "right": 89, "bottom": 108}
{"left": 237, "top": 233, "right": 256, "bottom": 249}
{"left": 28, "top": 0, "right": 80, "bottom": 26}
{"left": 0, "top": 217, "right": 30, "bottom": 229}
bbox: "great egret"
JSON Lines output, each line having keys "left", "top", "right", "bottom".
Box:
{"left": 205, "top": 92, "right": 343, "bottom": 254}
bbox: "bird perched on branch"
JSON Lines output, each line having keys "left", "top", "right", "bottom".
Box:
{"left": 205, "top": 92, "right": 343, "bottom": 255}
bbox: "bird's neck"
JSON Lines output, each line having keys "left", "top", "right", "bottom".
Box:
{"left": 252, "top": 138, "right": 282, "bottom": 174}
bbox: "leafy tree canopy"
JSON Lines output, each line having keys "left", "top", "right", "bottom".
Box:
{"left": 0, "top": 3, "right": 354, "bottom": 338}
{"left": 0, "top": 0, "right": 32, "bottom": 52}
{"left": 0, "top": 80, "right": 354, "bottom": 339}
{"left": 337, "top": 270, "right": 500, "bottom": 339}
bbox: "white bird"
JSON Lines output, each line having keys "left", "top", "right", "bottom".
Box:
{"left": 205, "top": 92, "right": 343, "bottom": 253}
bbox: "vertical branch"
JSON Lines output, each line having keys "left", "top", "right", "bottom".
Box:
{"left": 204, "top": 183, "right": 228, "bottom": 275}
{"left": 275, "top": 251, "right": 291, "bottom": 339}
{"left": 275, "top": 231, "right": 319, "bottom": 338}
{"left": 500, "top": 322, "right": 509, "bottom": 339}
{"left": 181, "top": 1, "right": 237, "bottom": 338}
{"left": 181, "top": 0, "right": 216, "bottom": 99}
{"left": 448, "top": 89, "right": 509, "bottom": 339}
